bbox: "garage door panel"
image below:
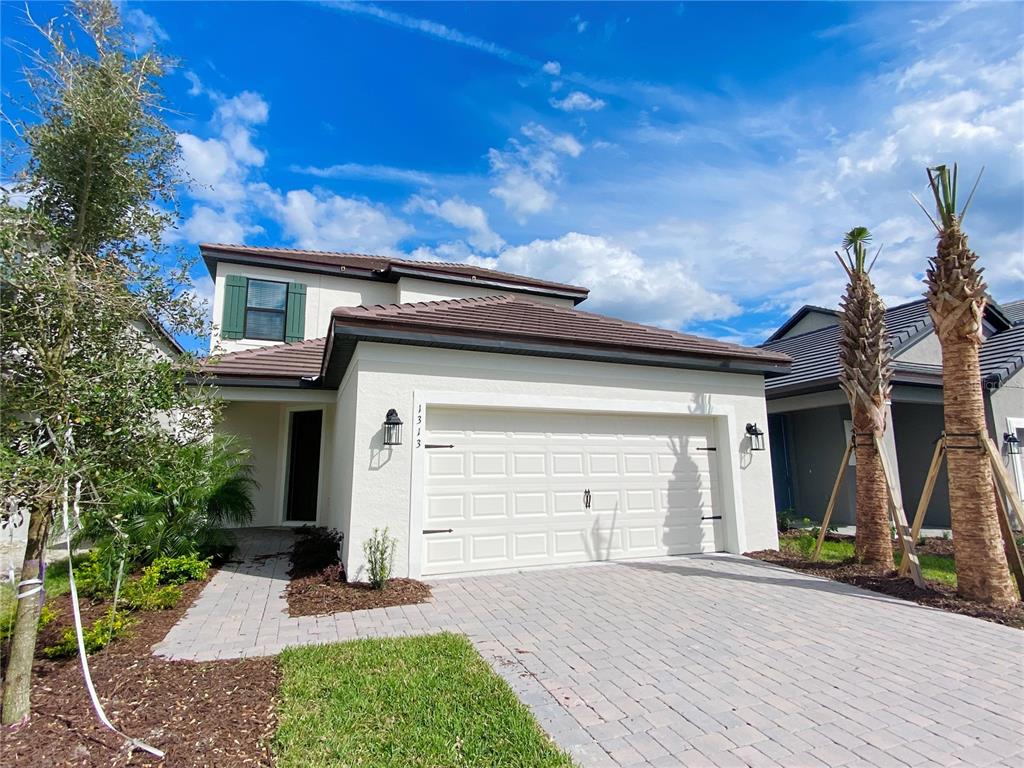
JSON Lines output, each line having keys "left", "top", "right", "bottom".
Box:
{"left": 422, "top": 407, "right": 723, "bottom": 575}
{"left": 427, "top": 494, "right": 465, "bottom": 522}
{"left": 428, "top": 453, "right": 465, "bottom": 477}
{"left": 513, "top": 453, "right": 546, "bottom": 476}
{"left": 513, "top": 492, "right": 547, "bottom": 517}
{"left": 471, "top": 494, "right": 507, "bottom": 519}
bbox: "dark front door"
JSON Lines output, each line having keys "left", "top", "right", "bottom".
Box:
{"left": 286, "top": 409, "right": 322, "bottom": 522}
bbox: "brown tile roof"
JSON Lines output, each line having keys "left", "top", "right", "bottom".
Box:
{"left": 200, "top": 337, "right": 326, "bottom": 380}
{"left": 200, "top": 243, "right": 589, "bottom": 299}
{"left": 332, "top": 295, "right": 791, "bottom": 367}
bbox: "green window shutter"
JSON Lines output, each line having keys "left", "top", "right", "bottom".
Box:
{"left": 285, "top": 282, "right": 307, "bottom": 342}
{"left": 222, "top": 275, "right": 247, "bottom": 340}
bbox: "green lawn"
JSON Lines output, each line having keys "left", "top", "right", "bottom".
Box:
{"left": 274, "top": 633, "right": 574, "bottom": 768}
{"left": 780, "top": 534, "right": 957, "bottom": 586}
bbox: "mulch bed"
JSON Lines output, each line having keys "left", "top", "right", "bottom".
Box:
{"left": 2, "top": 572, "right": 280, "bottom": 767}
{"left": 747, "top": 534, "right": 1024, "bottom": 630}
{"left": 286, "top": 574, "right": 432, "bottom": 618}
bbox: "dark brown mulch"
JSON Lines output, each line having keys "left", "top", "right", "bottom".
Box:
{"left": 747, "top": 544, "right": 1024, "bottom": 630}
{"left": 2, "top": 574, "right": 280, "bottom": 767}
{"left": 286, "top": 573, "right": 432, "bottom": 617}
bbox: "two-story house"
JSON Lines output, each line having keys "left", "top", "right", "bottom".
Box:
{"left": 200, "top": 243, "right": 791, "bottom": 580}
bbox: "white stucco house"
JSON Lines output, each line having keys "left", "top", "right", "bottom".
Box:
{"left": 199, "top": 244, "right": 791, "bottom": 579}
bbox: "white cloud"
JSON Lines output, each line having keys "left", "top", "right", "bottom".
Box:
{"left": 406, "top": 196, "right": 505, "bottom": 253}
{"left": 292, "top": 162, "right": 433, "bottom": 185}
{"left": 478, "top": 233, "right": 739, "bottom": 327}
{"left": 571, "top": 14, "right": 589, "bottom": 33}
{"left": 184, "top": 70, "right": 204, "bottom": 97}
{"left": 175, "top": 205, "right": 262, "bottom": 245}
{"left": 121, "top": 6, "right": 168, "bottom": 50}
{"left": 488, "top": 124, "right": 584, "bottom": 221}
{"left": 550, "top": 91, "right": 606, "bottom": 112}
{"left": 256, "top": 186, "right": 411, "bottom": 253}
{"left": 542, "top": 60, "right": 561, "bottom": 76}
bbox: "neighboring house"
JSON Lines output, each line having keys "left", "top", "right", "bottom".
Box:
{"left": 198, "top": 243, "right": 791, "bottom": 579}
{"left": 762, "top": 298, "right": 1024, "bottom": 529}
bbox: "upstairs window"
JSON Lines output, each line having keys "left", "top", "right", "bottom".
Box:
{"left": 244, "top": 279, "right": 288, "bottom": 341}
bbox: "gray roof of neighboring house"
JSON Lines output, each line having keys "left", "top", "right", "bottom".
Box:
{"left": 1001, "top": 299, "right": 1024, "bottom": 326}
{"left": 762, "top": 297, "right": 1024, "bottom": 397}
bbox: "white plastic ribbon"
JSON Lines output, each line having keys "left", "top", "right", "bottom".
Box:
{"left": 62, "top": 479, "right": 165, "bottom": 760}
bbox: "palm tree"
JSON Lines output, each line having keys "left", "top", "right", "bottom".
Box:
{"left": 918, "top": 164, "right": 1015, "bottom": 606}
{"left": 836, "top": 227, "right": 894, "bottom": 570}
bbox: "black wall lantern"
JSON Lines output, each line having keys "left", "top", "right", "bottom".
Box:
{"left": 383, "top": 409, "right": 404, "bottom": 446}
{"left": 745, "top": 423, "right": 766, "bottom": 452}
{"left": 1005, "top": 432, "right": 1021, "bottom": 456}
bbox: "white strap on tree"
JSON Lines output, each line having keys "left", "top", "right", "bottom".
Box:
{"left": 61, "top": 479, "right": 164, "bottom": 759}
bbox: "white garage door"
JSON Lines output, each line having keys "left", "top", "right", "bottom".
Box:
{"left": 421, "top": 407, "right": 725, "bottom": 576}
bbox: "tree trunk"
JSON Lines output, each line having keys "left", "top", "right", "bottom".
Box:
{"left": 852, "top": 407, "right": 894, "bottom": 569}
{"left": 942, "top": 336, "right": 1017, "bottom": 606}
{"left": 0, "top": 504, "right": 51, "bottom": 726}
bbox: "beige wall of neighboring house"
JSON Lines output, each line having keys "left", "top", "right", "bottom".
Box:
{"left": 782, "top": 311, "right": 837, "bottom": 338}
{"left": 894, "top": 331, "right": 942, "bottom": 365}
{"left": 990, "top": 367, "right": 1024, "bottom": 498}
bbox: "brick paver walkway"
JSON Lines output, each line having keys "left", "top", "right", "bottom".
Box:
{"left": 155, "top": 530, "right": 1023, "bottom": 767}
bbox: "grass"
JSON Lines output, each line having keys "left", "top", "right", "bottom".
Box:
{"left": 274, "top": 633, "right": 574, "bottom": 768}
{"left": 780, "top": 533, "right": 958, "bottom": 587}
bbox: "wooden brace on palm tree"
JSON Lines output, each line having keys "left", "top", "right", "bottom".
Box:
{"left": 899, "top": 431, "right": 1024, "bottom": 597}
{"left": 811, "top": 433, "right": 926, "bottom": 588}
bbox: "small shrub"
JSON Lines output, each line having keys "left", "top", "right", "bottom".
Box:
{"left": 291, "top": 526, "right": 344, "bottom": 579}
{"left": 75, "top": 550, "right": 116, "bottom": 598}
{"left": 363, "top": 527, "right": 397, "bottom": 590}
{"left": 150, "top": 553, "right": 210, "bottom": 585}
{"left": 776, "top": 508, "right": 797, "bottom": 532}
{"left": 120, "top": 566, "right": 182, "bottom": 611}
{"left": 38, "top": 602, "right": 60, "bottom": 629}
{"left": 43, "top": 608, "right": 133, "bottom": 659}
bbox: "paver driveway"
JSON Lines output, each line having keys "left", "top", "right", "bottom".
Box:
{"left": 156, "top": 531, "right": 1023, "bottom": 767}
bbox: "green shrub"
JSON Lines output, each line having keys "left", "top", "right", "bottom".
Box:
{"left": 43, "top": 608, "right": 133, "bottom": 659}
{"left": 38, "top": 602, "right": 60, "bottom": 629}
{"left": 150, "top": 553, "right": 210, "bottom": 585}
{"left": 363, "top": 527, "right": 396, "bottom": 590}
{"left": 120, "top": 565, "right": 181, "bottom": 611}
{"left": 77, "top": 434, "right": 257, "bottom": 566}
{"left": 74, "top": 550, "right": 116, "bottom": 598}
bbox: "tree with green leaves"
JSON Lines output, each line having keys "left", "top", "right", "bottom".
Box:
{"left": 1, "top": 0, "right": 216, "bottom": 724}
{"left": 835, "top": 227, "right": 894, "bottom": 570}
{"left": 916, "top": 164, "right": 1016, "bottom": 607}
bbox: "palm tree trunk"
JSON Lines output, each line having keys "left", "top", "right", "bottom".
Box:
{"left": 853, "top": 407, "right": 894, "bottom": 568}
{"left": 1, "top": 504, "right": 50, "bottom": 726}
{"left": 942, "top": 335, "right": 1016, "bottom": 605}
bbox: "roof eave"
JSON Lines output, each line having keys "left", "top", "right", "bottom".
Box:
{"left": 200, "top": 245, "right": 591, "bottom": 303}
{"left": 323, "top": 321, "right": 791, "bottom": 388}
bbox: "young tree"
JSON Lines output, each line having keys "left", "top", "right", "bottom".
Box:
{"left": 836, "top": 227, "right": 894, "bottom": 570}
{"left": 1, "top": 0, "right": 213, "bottom": 724}
{"left": 918, "top": 165, "right": 1016, "bottom": 607}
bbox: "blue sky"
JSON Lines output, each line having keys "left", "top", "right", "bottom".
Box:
{"left": 3, "top": 1, "right": 1022, "bottom": 347}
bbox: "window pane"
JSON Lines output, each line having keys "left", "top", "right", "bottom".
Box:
{"left": 245, "top": 309, "right": 285, "bottom": 340}
{"left": 247, "top": 280, "right": 287, "bottom": 310}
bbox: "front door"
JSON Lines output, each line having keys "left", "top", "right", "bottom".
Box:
{"left": 286, "top": 409, "right": 322, "bottom": 523}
